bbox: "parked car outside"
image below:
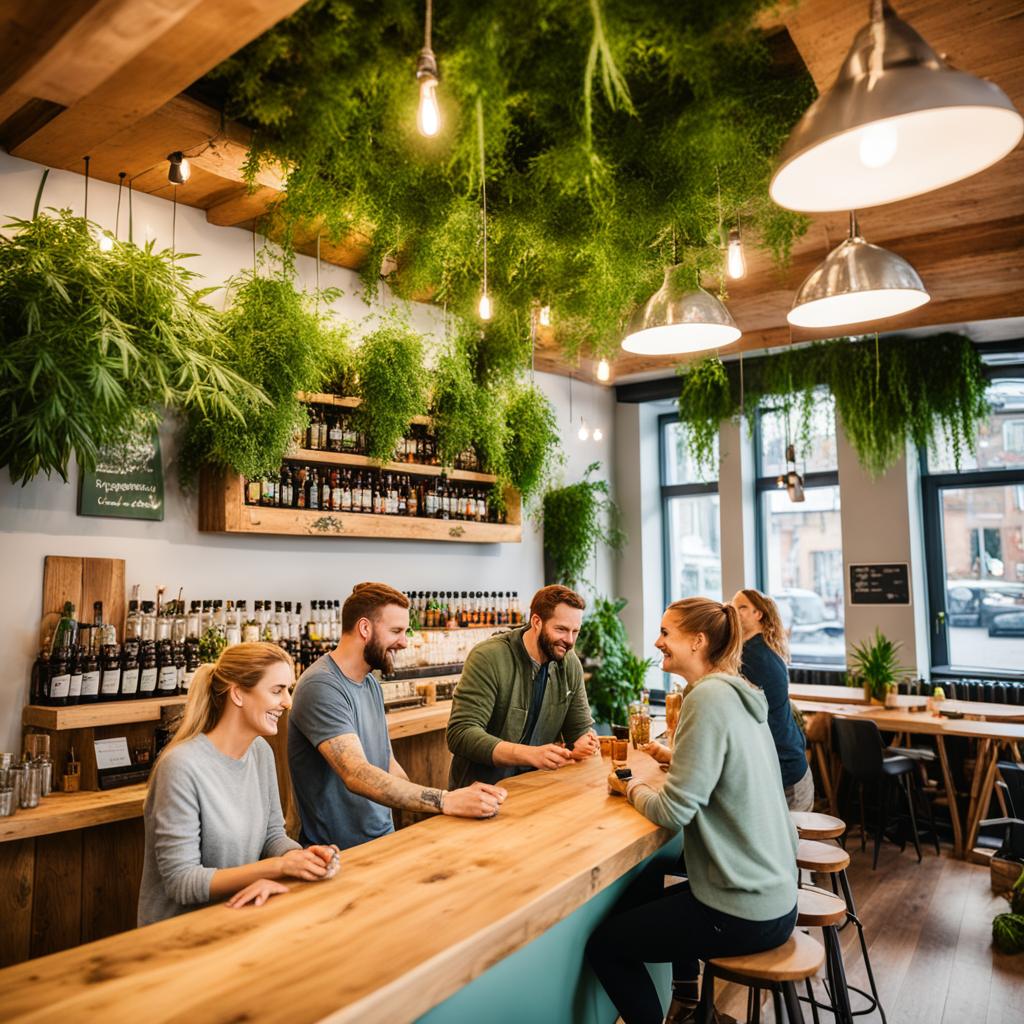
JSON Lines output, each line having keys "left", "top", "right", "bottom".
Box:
{"left": 947, "top": 579, "right": 1024, "bottom": 628}
{"left": 988, "top": 611, "right": 1024, "bottom": 637}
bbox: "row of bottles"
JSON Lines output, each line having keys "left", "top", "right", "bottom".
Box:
{"left": 302, "top": 404, "right": 480, "bottom": 471}
{"left": 246, "top": 464, "right": 505, "bottom": 523}
{"left": 409, "top": 591, "right": 523, "bottom": 629}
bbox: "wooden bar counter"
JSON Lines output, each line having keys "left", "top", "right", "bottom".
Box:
{"left": 0, "top": 752, "right": 673, "bottom": 1024}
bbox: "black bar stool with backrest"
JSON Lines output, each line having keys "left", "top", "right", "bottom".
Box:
{"left": 831, "top": 717, "right": 939, "bottom": 869}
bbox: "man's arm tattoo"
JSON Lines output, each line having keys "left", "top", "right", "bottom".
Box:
{"left": 421, "top": 788, "right": 444, "bottom": 812}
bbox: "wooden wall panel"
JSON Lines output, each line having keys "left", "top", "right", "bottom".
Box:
{"left": 80, "top": 818, "right": 144, "bottom": 943}
{"left": 391, "top": 731, "right": 452, "bottom": 830}
{"left": 30, "top": 831, "right": 83, "bottom": 958}
{"left": 0, "top": 839, "right": 34, "bottom": 967}
{"left": 40, "top": 555, "right": 125, "bottom": 651}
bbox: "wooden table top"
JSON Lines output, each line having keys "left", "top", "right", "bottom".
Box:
{"left": 787, "top": 685, "right": 1024, "bottom": 721}
{"left": 792, "top": 700, "right": 1024, "bottom": 741}
{"left": 0, "top": 752, "right": 672, "bottom": 1023}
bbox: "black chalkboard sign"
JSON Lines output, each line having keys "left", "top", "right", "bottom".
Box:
{"left": 849, "top": 562, "right": 910, "bottom": 605}
{"left": 78, "top": 427, "right": 164, "bottom": 521}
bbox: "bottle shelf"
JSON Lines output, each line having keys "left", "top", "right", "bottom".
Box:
{"left": 23, "top": 695, "right": 187, "bottom": 731}
{"left": 297, "top": 392, "right": 432, "bottom": 427}
{"left": 286, "top": 449, "right": 497, "bottom": 484}
{"left": 199, "top": 469, "right": 521, "bottom": 544}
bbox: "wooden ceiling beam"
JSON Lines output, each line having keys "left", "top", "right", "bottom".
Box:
{"left": 8, "top": 0, "right": 307, "bottom": 168}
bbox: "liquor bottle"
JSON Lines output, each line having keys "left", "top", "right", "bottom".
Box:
{"left": 138, "top": 641, "right": 158, "bottom": 697}
{"left": 125, "top": 592, "right": 142, "bottom": 641}
{"left": 408, "top": 477, "right": 419, "bottom": 517}
{"left": 330, "top": 469, "right": 343, "bottom": 511}
{"left": 308, "top": 468, "right": 320, "bottom": 510}
{"left": 307, "top": 408, "right": 321, "bottom": 450}
{"left": 174, "top": 643, "right": 186, "bottom": 691}
{"left": 92, "top": 601, "right": 117, "bottom": 648}
{"left": 328, "top": 416, "right": 343, "bottom": 453}
{"left": 272, "top": 601, "right": 285, "bottom": 642}
{"left": 47, "top": 648, "right": 71, "bottom": 706}
{"left": 120, "top": 638, "right": 141, "bottom": 698}
{"left": 318, "top": 410, "right": 329, "bottom": 452}
{"left": 440, "top": 478, "right": 450, "bottom": 520}
{"left": 425, "top": 479, "right": 437, "bottom": 518}
{"left": 99, "top": 643, "right": 123, "bottom": 701}
{"left": 31, "top": 645, "right": 50, "bottom": 705}
{"left": 183, "top": 640, "right": 200, "bottom": 692}
{"left": 172, "top": 592, "right": 187, "bottom": 644}
{"left": 289, "top": 602, "right": 301, "bottom": 641}
{"left": 281, "top": 465, "right": 294, "bottom": 507}
{"left": 225, "top": 602, "right": 242, "bottom": 646}
{"left": 157, "top": 640, "right": 178, "bottom": 694}
{"left": 79, "top": 642, "right": 101, "bottom": 703}
{"left": 186, "top": 600, "right": 201, "bottom": 639}
{"left": 320, "top": 469, "right": 331, "bottom": 511}
{"left": 341, "top": 471, "right": 352, "bottom": 512}
{"left": 68, "top": 645, "right": 83, "bottom": 704}
{"left": 242, "top": 603, "right": 260, "bottom": 643}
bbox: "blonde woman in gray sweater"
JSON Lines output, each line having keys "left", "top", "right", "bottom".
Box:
{"left": 139, "top": 643, "right": 338, "bottom": 926}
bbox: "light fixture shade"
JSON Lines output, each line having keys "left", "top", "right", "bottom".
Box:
{"left": 621, "top": 269, "right": 741, "bottom": 355}
{"left": 770, "top": 5, "right": 1023, "bottom": 212}
{"left": 167, "top": 152, "right": 190, "bottom": 185}
{"left": 787, "top": 230, "right": 929, "bottom": 329}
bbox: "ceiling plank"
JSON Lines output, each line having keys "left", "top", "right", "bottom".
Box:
{"left": 9, "top": 0, "right": 307, "bottom": 167}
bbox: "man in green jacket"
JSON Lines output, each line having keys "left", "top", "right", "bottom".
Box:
{"left": 447, "top": 585, "right": 600, "bottom": 788}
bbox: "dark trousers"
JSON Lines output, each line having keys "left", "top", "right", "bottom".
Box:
{"left": 585, "top": 863, "right": 797, "bottom": 1024}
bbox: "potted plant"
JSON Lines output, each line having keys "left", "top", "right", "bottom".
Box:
{"left": 847, "top": 628, "right": 912, "bottom": 704}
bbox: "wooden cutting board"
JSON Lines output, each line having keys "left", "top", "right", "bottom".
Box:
{"left": 40, "top": 556, "right": 125, "bottom": 648}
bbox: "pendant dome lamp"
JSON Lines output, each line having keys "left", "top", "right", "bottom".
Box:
{"left": 621, "top": 267, "right": 741, "bottom": 355}
{"left": 770, "top": 1, "right": 1023, "bottom": 213}
{"left": 787, "top": 211, "right": 929, "bottom": 328}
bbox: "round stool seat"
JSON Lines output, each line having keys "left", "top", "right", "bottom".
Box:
{"left": 791, "top": 810, "right": 845, "bottom": 840}
{"left": 709, "top": 930, "right": 825, "bottom": 983}
{"left": 797, "top": 838, "right": 851, "bottom": 873}
{"left": 796, "top": 887, "right": 847, "bottom": 928}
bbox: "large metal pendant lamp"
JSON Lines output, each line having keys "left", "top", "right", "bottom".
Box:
{"left": 770, "top": 1, "right": 1023, "bottom": 212}
{"left": 787, "top": 212, "right": 929, "bottom": 328}
{"left": 621, "top": 267, "right": 741, "bottom": 356}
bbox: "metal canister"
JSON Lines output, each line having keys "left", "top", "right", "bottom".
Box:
{"left": 35, "top": 757, "right": 53, "bottom": 797}
{"left": 18, "top": 763, "right": 41, "bottom": 809}
{"left": 0, "top": 786, "right": 14, "bottom": 817}
{"left": 8, "top": 764, "right": 27, "bottom": 809}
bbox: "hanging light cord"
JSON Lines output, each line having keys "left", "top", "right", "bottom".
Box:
{"left": 171, "top": 186, "right": 177, "bottom": 258}
{"left": 424, "top": 0, "right": 433, "bottom": 51}
{"left": 83, "top": 156, "right": 90, "bottom": 220}
{"left": 476, "top": 96, "right": 488, "bottom": 298}
{"left": 315, "top": 231, "right": 322, "bottom": 316}
{"left": 114, "top": 171, "right": 126, "bottom": 239}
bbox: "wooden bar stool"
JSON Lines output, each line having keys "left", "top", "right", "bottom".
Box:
{"left": 797, "top": 840, "right": 887, "bottom": 1024}
{"left": 797, "top": 888, "right": 854, "bottom": 1024}
{"left": 697, "top": 931, "right": 824, "bottom": 1024}
{"left": 791, "top": 810, "right": 846, "bottom": 842}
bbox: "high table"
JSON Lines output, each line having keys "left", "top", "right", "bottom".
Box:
{"left": 0, "top": 752, "right": 674, "bottom": 1024}
{"left": 788, "top": 684, "right": 1024, "bottom": 721}
{"left": 792, "top": 699, "right": 1024, "bottom": 858}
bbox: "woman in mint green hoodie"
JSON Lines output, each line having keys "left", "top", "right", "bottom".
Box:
{"left": 586, "top": 598, "right": 799, "bottom": 1024}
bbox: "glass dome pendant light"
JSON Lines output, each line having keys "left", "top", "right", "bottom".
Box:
{"left": 770, "top": 1, "right": 1023, "bottom": 213}
{"left": 621, "top": 266, "right": 741, "bottom": 356}
{"left": 787, "top": 210, "right": 929, "bottom": 329}
{"left": 415, "top": 0, "right": 441, "bottom": 137}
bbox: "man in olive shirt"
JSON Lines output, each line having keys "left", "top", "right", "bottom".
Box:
{"left": 447, "top": 585, "right": 599, "bottom": 788}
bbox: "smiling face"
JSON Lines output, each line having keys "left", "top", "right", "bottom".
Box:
{"left": 534, "top": 604, "right": 583, "bottom": 663}
{"left": 232, "top": 659, "right": 294, "bottom": 737}
{"left": 731, "top": 590, "right": 763, "bottom": 640}
{"left": 654, "top": 610, "right": 711, "bottom": 684}
{"left": 361, "top": 603, "right": 410, "bottom": 674}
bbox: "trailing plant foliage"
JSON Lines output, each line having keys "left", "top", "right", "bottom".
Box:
{"left": 431, "top": 332, "right": 483, "bottom": 468}
{"left": 675, "top": 333, "right": 990, "bottom": 477}
{"left": 353, "top": 315, "right": 428, "bottom": 462}
{"left": 542, "top": 462, "right": 624, "bottom": 590}
{"left": 207, "top": 0, "right": 814, "bottom": 369}
{"left": 0, "top": 208, "right": 260, "bottom": 484}
{"left": 504, "top": 382, "right": 561, "bottom": 504}
{"left": 181, "top": 261, "right": 349, "bottom": 483}
{"left": 576, "top": 596, "right": 645, "bottom": 726}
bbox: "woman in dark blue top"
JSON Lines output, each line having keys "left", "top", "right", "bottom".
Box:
{"left": 731, "top": 589, "right": 814, "bottom": 811}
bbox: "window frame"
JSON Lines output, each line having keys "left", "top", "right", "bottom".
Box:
{"left": 752, "top": 406, "right": 844, "bottom": 671}
{"left": 658, "top": 413, "right": 721, "bottom": 613}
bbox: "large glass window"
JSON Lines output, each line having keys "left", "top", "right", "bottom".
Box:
{"left": 924, "top": 379, "right": 1024, "bottom": 675}
{"left": 756, "top": 393, "right": 845, "bottom": 669}
{"left": 660, "top": 418, "right": 721, "bottom": 604}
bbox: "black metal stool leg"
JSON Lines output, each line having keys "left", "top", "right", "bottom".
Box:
{"left": 696, "top": 967, "right": 716, "bottom": 1024}
{"left": 751, "top": 984, "right": 762, "bottom": 1024}
{"left": 804, "top": 977, "right": 821, "bottom": 1024}
{"left": 902, "top": 774, "right": 923, "bottom": 863}
{"left": 824, "top": 925, "right": 855, "bottom": 1024}
{"left": 837, "top": 870, "right": 888, "bottom": 1024}
{"left": 783, "top": 981, "right": 807, "bottom": 1023}
{"left": 772, "top": 987, "right": 785, "bottom": 1024}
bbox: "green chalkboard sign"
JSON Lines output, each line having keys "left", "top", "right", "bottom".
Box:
{"left": 78, "top": 428, "right": 165, "bottom": 521}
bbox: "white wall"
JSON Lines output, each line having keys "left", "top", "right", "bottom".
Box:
{"left": 0, "top": 151, "right": 616, "bottom": 752}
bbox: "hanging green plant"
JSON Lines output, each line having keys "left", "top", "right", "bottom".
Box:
{"left": 504, "top": 382, "right": 560, "bottom": 504}
{"left": 353, "top": 314, "right": 428, "bottom": 462}
{"left": 575, "top": 595, "right": 647, "bottom": 726}
{"left": 430, "top": 332, "right": 482, "bottom": 468}
{"left": 206, "top": 0, "right": 814, "bottom": 366}
{"left": 0, "top": 206, "right": 261, "bottom": 485}
{"left": 675, "top": 333, "right": 990, "bottom": 478}
{"left": 542, "top": 461, "right": 624, "bottom": 590}
{"left": 180, "top": 259, "right": 349, "bottom": 483}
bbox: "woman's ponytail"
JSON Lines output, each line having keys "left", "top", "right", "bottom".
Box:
{"left": 165, "top": 663, "right": 221, "bottom": 752}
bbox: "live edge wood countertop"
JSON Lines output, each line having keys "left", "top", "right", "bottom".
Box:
{"left": 0, "top": 752, "right": 670, "bottom": 1024}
